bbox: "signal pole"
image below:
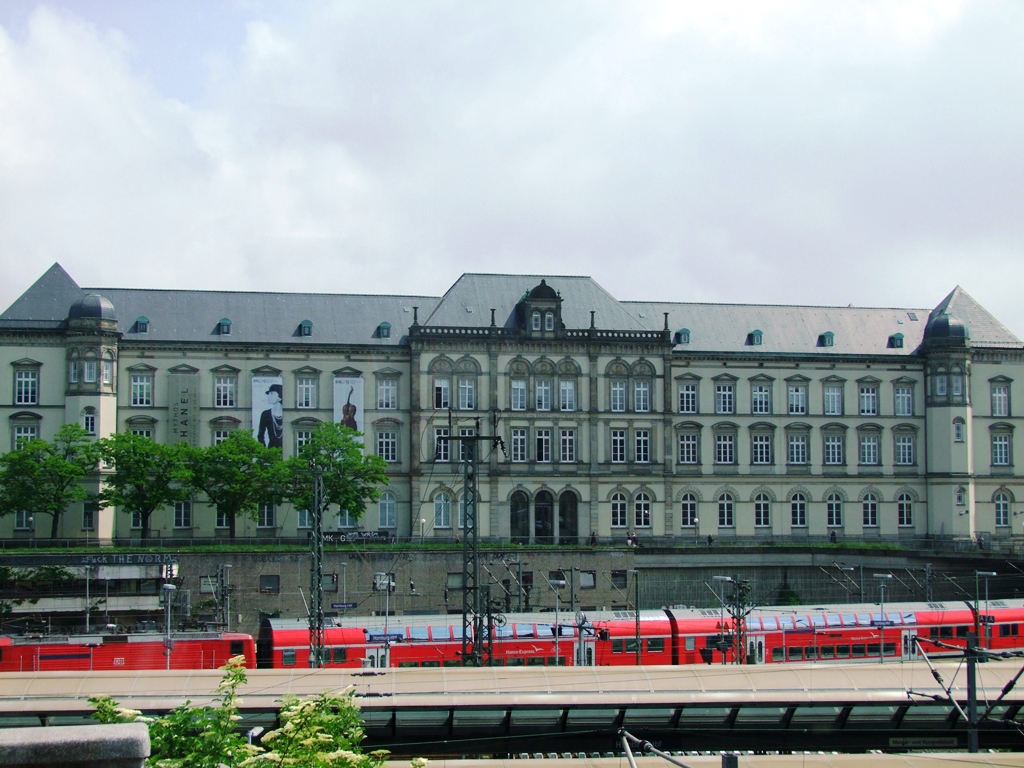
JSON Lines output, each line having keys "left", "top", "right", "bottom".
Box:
{"left": 308, "top": 460, "right": 325, "bottom": 668}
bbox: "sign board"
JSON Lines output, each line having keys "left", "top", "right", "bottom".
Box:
{"left": 980, "top": 614, "right": 996, "bottom": 624}
{"left": 331, "top": 602, "right": 358, "bottom": 610}
{"left": 871, "top": 620, "right": 895, "bottom": 627}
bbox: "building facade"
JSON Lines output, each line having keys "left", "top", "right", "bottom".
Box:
{"left": 0, "top": 264, "right": 1021, "bottom": 547}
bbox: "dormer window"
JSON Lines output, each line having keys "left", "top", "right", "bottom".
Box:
{"left": 135, "top": 316, "right": 149, "bottom": 334}
{"left": 532, "top": 311, "right": 541, "bottom": 331}
{"left": 819, "top": 331, "right": 834, "bottom": 347}
{"left": 889, "top": 333, "right": 904, "bottom": 348}
{"left": 378, "top": 322, "right": 391, "bottom": 339}
{"left": 748, "top": 330, "right": 763, "bottom": 346}
{"left": 219, "top": 318, "right": 232, "bottom": 335}
{"left": 675, "top": 328, "right": 690, "bottom": 344}
{"left": 299, "top": 319, "right": 313, "bottom": 337}
{"left": 544, "top": 311, "right": 554, "bottom": 331}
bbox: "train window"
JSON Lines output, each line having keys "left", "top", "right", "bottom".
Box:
{"left": 452, "top": 626, "right": 468, "bottom": 640}
{"left": 955, "top": 626, "right": 967, "bottom": 638}
{"left": 422, "top": 660, "right": 440, "bottom": 667}
{"left": 852, "top": 644, "right": 866, "bottom": 657}
{"left": 929, "top": 627, "right": 939, "bottom": 640}
{"left": 557, "top": 625, "right": 575, "bottom": 638}
{"left": 442, "top": 660, "right": 461, "bottom": 667}
{"left": 805, "top": 647, "right": 816, "bottom": 660}
{"left": 867, "top": 643, "right": 880, "bottom": 656}
{"left": 626, "top": 639, "right": 640, "bottom": 654}
{"left": 491, "top": 625, "right": 513, "bottom": 638}
{"left": 333, "top": 648, "right": 347, "bottom": 662}
{"left": 884, "top": 642, "right": 897, "bottom": 656}
{"left": 772, "top": 647, "right": 785, "bottom": 662}
{"left": 794, "top": 617, "right": 810, "bottom": 629}
{"left": 1000, "top": 624, "right": 1019, "bottom": 637}
{"left": 811, "top": 616, "right": 825, "bottom": 628}
{"left": 648, "top": 638, "right": 665, "bottom": 653}
{"left": 856, "top": 613, "right": 871, "bottom": 625}
{"left": 537, "top": 625, "right": 555, "bottom": 638}
{"left": 506, "top": 657, "right": 524, "bottom": 666}
{"left": 887, "top": 613, "right": 903, "bottom": 626}
{"left": 431, "top": 626, "right": 452, "bottom": 641}
{"left": 761, "top": 617, "right": 778, "bottom": 631}
{"left": 527, "top": 657, "right": 546, "bottom": 666}
{"left": 778, "top": 617, "right": 794, "bottom": 630}
{"left": 825, "top": 615, "right": 842, "bottom": 627}
{"left": 841, "top": 614, "right": 856, "bottom": 626}
{"left": 282, "top": 649, "right": 296, "bottom": 666}
{"left": 612, "top": 640, "right": 625, "bottom": 653}
{"left": 820, "top": 645, "right": 834, "bottom": 659}
{"left": 788, "top": 647, "right": 802, "bottom": 661}
{"left": 230, "top": 641, "right": 244, "bottom": 656}
{"left": 747, "top": 618, "right": 762, "bottom": 631}
{"left": 685, "top": 636, "right": 695, "bottom": 651}
{"left": 488, "top": 658, "right": 505, "bottom": 667}
{"left": 398, "top": 661, "right": 418, "bottom": 667}
{"left": 408, "top": 627, "right": 428, "bottom": 641}
{"left": 836, "top": 645, "right": 850, "bottom": 658}
{"left": 515, "top": 624, "right": 535, "bottom": 638}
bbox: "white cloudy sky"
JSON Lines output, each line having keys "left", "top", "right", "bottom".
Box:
{"left": 1, "top": 1, "right": 1023, "bottom": 334}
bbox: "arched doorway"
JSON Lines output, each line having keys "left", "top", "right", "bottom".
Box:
{"left": 558, "top": 492, "right": 578, "bottom": 545}
{"left": 535, "top": 491, "right": 554, "bottom": 544}
{"left": 510, "top": 491, "right": 529, "bottom": 544}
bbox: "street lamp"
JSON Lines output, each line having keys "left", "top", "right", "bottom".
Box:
{"left": 162, "top": 584, "right": 177, "bottom": 670}
{"left": 873, "top": 573, "right": 892, "bottom": 664}
{"left": 975, "top": 571, "right": 997, "bottom": 649}
{"left": 548, "top": 579, "right": 566, "bottom": 665}
{"left": 693, "top": 517, "right": 699, "bottom": 546}
{"left": 420, "top": 518, "right": 426, "bottom": 540}
{"left": 713, "top": 576, "right": 734, "bottom": 665}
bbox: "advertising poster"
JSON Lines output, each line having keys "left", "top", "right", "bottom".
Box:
{"left": 252, "top": 376, "right": 284, "bottom": 449}
{"left": 333, "top": 377, "right": 364, "bottom": 444}
{"left": 167, "top": 373, "right": 199, "bottom": 445}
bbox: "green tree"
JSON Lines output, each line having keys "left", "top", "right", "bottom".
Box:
{"left": 285, "top": 423, "right": 388, "bottom": 526}
{"left": 0, "top": 423, "right": 102, "bottom": 539}
{"left": 186, "top": 431, "right": 287, "bottom": 539}
{"left": 97, "top": 432, "right": 192, "bottom": 541}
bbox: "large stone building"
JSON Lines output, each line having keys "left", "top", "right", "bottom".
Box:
{"left": 1, "top": 263, "right": 1021, "bottom": 548}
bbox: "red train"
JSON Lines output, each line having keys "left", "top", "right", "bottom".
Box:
{"left": 0, "top": 630, "right": 255, "bottom": 672}
{"left": 256, "top": 599, "right": 1024, "bottom": 669}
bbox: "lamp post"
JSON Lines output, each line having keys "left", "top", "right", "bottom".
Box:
{"left": 975, "top": 571, "right": 997, "bottom": 650}
{"left": 628, "top": 569, "right": 641, "bottom": 665}
{"left": 873, "top": 573, "right": 892, "bottom": 664}
{"left": 713, "top": 576, "right": 734, "bottom": 664}
{"left": 341, "top": 562, "right": 348, "bottom": 622}
{"left": 84, "top": 565, "right": 91, "bottom": 634}
{"left": 420, "top": 518, "right": 426, "bottom": 540}
{"left": 162, "top": 583, "right": 177, "bottom": 670}
{"left": 693, "top": 517, "right": 699, "bottom": 546}
{"left": 548, "top": 579, "right": 566, "bottom": 665}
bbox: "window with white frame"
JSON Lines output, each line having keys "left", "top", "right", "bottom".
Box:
{"left": 544, "top": 311, "right": 554, "bottom": 331}
{"left": 954, "top": 418, "right": 965, "bottom": 443}
{"left": 434, "top": 378, "right": 450, "bottom": 409}
{"left": 103, "top": 360, "right": 113, "bottom": 385}
{"left": 535, "top": 379, "right": 552, "bottom": 411}
{"left": 634, "top": 380, "right": 650, "bottom": 412}
{"left": 611, "top": 492, "right": 627, "bottom": 528}
{"left": 754, "top": 493, "right": 771, "bottom": 527}
{"left": 458, "top": 426, "right": 475, "bottom": 461}
{"left": 258, "top": 503, "right": 275, "bottom": 528}
{"left": 14, "top": 424, "right": 38, "bottom": 448}
{"left": 788, "top": 384, "right": 807, "bottom": 415}
{"left": 678, "top": 382, "right": 697, "bottom": 414}
{"left": 14, "top": 370, "right": 38, "bottom": 405}
{"left": 895, "top": 385, "right": 914, "bottom": 416}
{"left": 131, "top": 427, "right": 153, "bottom": 438}
{"left": 68, "top": 360, "right": 78, "bottom": 383}
{"left": 715, "top": 433, "right": 735, "bottom": 464}
{"left": 174, "top": 501, "right": 192, "bottom": 529}
{"left": 377, "top": 378, "right": 398, "bottom": 409}
{"left": 751, "top": 384, "right": 771, "bottom": 415}
{"left": 15, "top": 510, "right": 31, "bottom": 530}
{"left": 511, "top": 428, "right": 528, "bottom": 462}
{"left": 634, "top": 493, "right": 651, "bottom": 528}
{"left": 295, "top": 377, "right": 316, "bottom": 409}
{"left": 83, "top": 502, "right": 96, "bottom": 531}
{"left": 859, "top": 385, "right": 878, "bottom": 416}
{"left": 718, "top": 494, "right": 734, "bottom": 527}
{"left": 895, "top": 434, "right": 915, "bottom": 465}
{"left": 995, "top": 492, "right": 1011, "bottom": 527}
{"left": 560, "top": 380, "right": 576, "bottom": 412}
{"left": 824, "top": 384, "right": 844, "bottom": 416}
{"left": 790, "top": 494, "right": 806, "bottom": 527}
{"left": 862, "top": 494, "right": 878, "bottom": 527}
{"left": 751, "top": 433, "right": 772, "bottom": 465}
{"left": 535, "top": 428, "right": 552, "bottom": 462}
{"left": 215, "top": 376, "right": 237, "bottom": 408}
{"left": 216, "top": 509, "right": 230, "bottom": 529}
{"left": 434, "top": 492, "right": 451, "bottom": 528}
{"left": 458, "top": 377, "right": 476, "bottom": 410}
{"left": 951, "top": 373, "right": 963, "bottom": 397}
{"left": 83, "top": 407, "right": 97, "bottom": 435}
{"left": 295, "top": 430, "right": 313, "bottom": 450}
{"left": 859, "top": 434, "right": 879, "bottom": 465}
{"left": 434, "top": 427, "right": 450, "bottom": 462}
{"left": 680, "top": 494, "right": 697, "bottom": 526}
{"left": 376, "top": 430, "right": 398, "bottom": 462}
{"left": 635, "top": 429, "right": 650, "bottom": 463}
{"left": 824, "top": 434, "right": 844, "bottom": 465}
{"left": 993, "top": 383, "right": 1010, "bottom": 417}
{"left": 295, "top": 508, "right": 310, "bottom": 528}
{"left": 338, "top": 510, "right": 355, "bottom": 528}
{"left": 956, "top": 487, "right": 966, "bottom": 506}
{"left": 715, "top": 383, "right": 734, "bottom": 414}
{"left": 379, "top": 492, "right": 396, "bottom": 528}
{"left": 511, "top": 379, "right": 527, "bottom": 410}
{"left": 458, "top": 493, "right": 469, "bottom": 530}
{"left": 678, "top": 433, "right": 699, "bottom": 464}
{"left": 897, "top": 493, "right": 913, "bottom": 527}
{"left": 83, "top": 360, "right": 97, "bottom": 383}
{"left": 826, "top": 493, "right": 843, "bottom": 526}
{"left": 131, "top": 374, "right": 153, "bottom": 406}
{"left": 610, "top": 380, "right": 626, "bottom": 412}
{"left": 787, "top": 433, "right": 808, "bottom": 465}
{"left": 560, "top": 429, "right": 576, "bottom": 463}
{"left": 131, "top": 510, "right": 143, "bottom": 529}
{"left": 993, "top": 433, "right": 1011, "bottom": 466}
{"left": 532, "top": 311, "right": 541, "bottom": 331}
{"left": 611, "top": 429, "right": 626, "bottom": 463}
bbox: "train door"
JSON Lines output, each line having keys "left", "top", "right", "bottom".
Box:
{"left": 901, "top": 629, "right": 920, "bottom": 660}
{"left": 576, "top": 636, "right": 596, "bottom": 666}
{"left": 364, "top": 644, "right": 390, "bottom": 668}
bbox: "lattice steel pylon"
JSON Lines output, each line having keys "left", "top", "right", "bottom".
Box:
{"left": 309, "top": 460, "right": 325, "bottom": 668}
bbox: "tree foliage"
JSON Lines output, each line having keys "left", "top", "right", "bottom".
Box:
{"left": 285, "top": 423, "right": 388, "bottom": 524}
{"left": 97, "top": 432, "right": 192, "bottom": 540}
{"left": 185, "top": 431, "right": 287, "bottom": 539}
{"left": 0, "top": 423, "right": 102, "bottom": 538}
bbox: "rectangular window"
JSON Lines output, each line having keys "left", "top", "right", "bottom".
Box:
{"left": 84, "top": 360, "right": 97, "bottom": 383}
{"left": 751, "top": 384, "right": 771, "bottom": 415}
{"left": 434, "top": 378, "right": 450, "bottom": 409}
{"left": 993, "top": 385, "right": 1010, "bottom": 417}
{"left": 560, "top": 429, "right": 576, "bottom": 463}
{"left": 634, "top": 381, "right": 650, "bottom": 412}
{"left": 15, "top": 370, "right": 38, "bottom": 405}
{"left": 610, "top": 380, "right": 626, "bottom": 412}
{"left": 859, "top": 435, "right": 879, "bottom": 465}
{"left": 102, "top": 360, "right": 113, "bottom": 385}
{"left": 715, "top": 384, "right": 734, "bottom": 414}
{"left": 511, "top": 428, "right": 528, "bottom": 462}
{"left": 536, "top": 380, "right": 552, "bottom": 411}
{"left": 216, "top": 510, "right": 230, "bottom": 529}
{"left": 83, "top": 410, "right": 96, "bottom": 435}
{"left": 824, "top": 385, "right": 843, "bottom": 416}
{"left": 14, "top": 509, "right": 30, "bottom": 530}
{"left": 259, "top": 575, "right": 281, "bottom": 594}
{"left": 635, "top": 429, "right": 650, "bottom": 463}
{"left": 174, "top": 501, "right": 192, "bottom": 529}
{"left": 535, "top": 429, "right": 551, "bottom": 463}
{"left": 295, "top": 430, "right": 312, "bottom": 449}
{"left": 954, "top": 420, "right": 965, "bottom": 442}
{"left": 715, "top": 433, "right": 735, "bottom": 464}
{"left": 297, "top": 508, "right": 311, "bottom": 528}
{"left": 295, "top": 377, "right": 316, "bottom": 409}
{"left": 215, "top": 376, "right": 236, "bottom": 408}
{"left": 952, "top": 375, "right": 963, "bottom": 397}
{"left": 611, "top": 429, "right": 626, "bottom": 463}
{"left": 859, "top": 386, "right": 878, "bottom": 416}
{"left": 824, "top": 435, "right": 844, "bottom": 465}
{"left": 131, "top": 510, "right": 142, "bottom": 529}
{"left": 895, "top": 435, "right": 915, "bottom": 465}
{"left": 788, "top": 384, "right": 807, "bottom": 415}
{"left": 258, "top": 503, "right": 275, "bottom": 528}
{"left": 434, "top": 427, "right": 450, "bottom": 462}
{"left": 68, "top": 361, "right": 78, "bottom": 383}
{"left": 83, "top": 502, "right": 96, "bottom": 531}
{"left": 678, "top": 383, "right": 697, "bottom": 414}
{"left": 611, "top": 498, "right": 627, "bottom": 528}
{"left": 751, "top": 434, "right": 772, "bottom": 464}
{"left": 863, "top": 498, "right": 878, "bottom": 527}
{"left": 378, "top": 495, "right": 396, "bottom": 529}
{"left": 131, "top": 428, "right": 153, "bottom": 438}
{"left": 791, "top": 497, "right": 806, "bottom": 527}
{"left": 935, "top": 376, "right": 948, "bottom": 396}
{"left": 14, "top": 424, "right": 38, "bottom": 448}
{"left": 895, "top": 386, "right": 914, "bottom": 416}
{"left": 788, "top": 434, "right": 808, "bottom": 465}
{"left": 377, "top": 379, "right": 398, "bottom": 409}
{"left": 993, "top": 434, "right": 1011, "bottom": 466}
{"left": 459, "top": 426, "right": 475, "bottom": 461}
{"left": 510, "top": 379, "right": 526, "bottom": 411}
{"left": 458, "top": 377, "right": 475, "bottom": 410}
{"left": 559, "top": 380, "right": 576, "bottom": 412}
{"left": 718, "top": 497, "right": 734, "bottom": 527}
{"left": 131, "top": 374, "right": 153, "bottom": 406}
{"left": 376, "top": 430, "right": 398, "bottom": 462}
{"left": 678, "top": 434, "right": 698, "bottom": 464}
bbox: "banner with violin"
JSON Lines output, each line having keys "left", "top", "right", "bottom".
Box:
{"left": 333, "top": 377, "right": 364, "bottom": 444}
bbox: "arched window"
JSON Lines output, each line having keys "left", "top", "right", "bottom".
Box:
{"left": 544, "top": 311, "right": 554, "bottom": 331}
{"left": 790, "top": 493, "right": 806, "bottom": 527}
{"left": 718, "top": 493, "right": 734, "bottom": 527}
{"left": 559, "top": 493, "right": 578, "bottom": 544}
{"left": 379, "top": 492, "right": 396, "bottom": 529}
{"left": 510, "top": 491, "right": 529, "bottom": 543}
{"left": 680, "top": 494, "right": 697, "bottom": 527}
{"left": 82, "top": 407, "right": 97, "bottom": 436}
{"left": 434, "top": 492, "right": 451, "bottom": 528}
{"left": 634, "top": 492, "right": 651, "bottom": 528}
{"left": 532, "top": 311, "right": 541, "bottom": 331}
{"left": 754, "top": 493, "right": 771, "bottom": 528}
{"left": 897, "top": 493, "right": 913, "bottom": 527}
{"left": 995, "top": 492, "right": 1011, "bottom": 527}
{"left": 862, "top": 494, "right": 878, "bottom": 527}
{"left": 826, "top": 493, "right": 843, "bottom": 527}
{"left": 535, "top": 490, "right": 554, "bottom": 543}
{"left": 611, "top": 492, "right": 627, "bottom": 528}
